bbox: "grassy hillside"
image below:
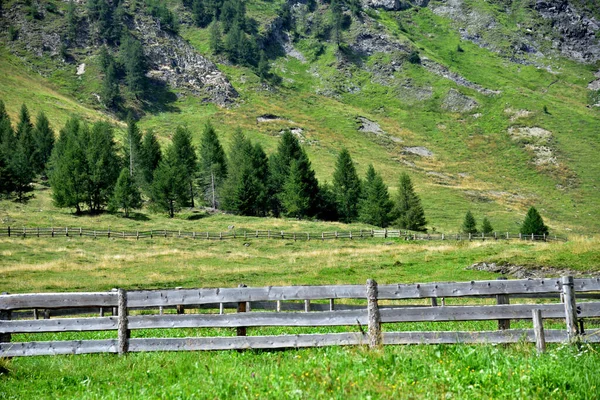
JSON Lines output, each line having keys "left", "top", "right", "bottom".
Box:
{"left": 0, "top": 0, "right": 599, "bottom": 236}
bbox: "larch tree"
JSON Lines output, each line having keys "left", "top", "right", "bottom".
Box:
{"left": 111, "top": 167, "right": 142, "bottom": 217}
{"left": 359, "top": 164, "right": 393, "bottom": 228}
{"left": 394, "top": 172, "right": 427, "bottom": 232}
{"left": 32, "top": 111, "right": 54, "bottom": 176}
{"left": 139, "top": 129, "right": 162, "bottom": 192}
{"left": 150, "top": 145, "right": 189, "bottom": 217}
{"left": 481, "top": 217, "right": 494, "bottom": 235}
{"left": 332, "top": 148, "right": 361, "bottom": 223}
{"left": 461, "top": 210, "right": 478, "bottom": 234}
{"left": 198, "top": 122, "right": 227, "bottom": 208}
{"left": 520, "top": 206, "right": 549, "bottom": 236}
{"left": 172, "top": 126, "right": 198, "bottom": 207}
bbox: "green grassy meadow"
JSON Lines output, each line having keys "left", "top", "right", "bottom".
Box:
{"left": 2, "top": 0, "right": 600, "bottom": 397}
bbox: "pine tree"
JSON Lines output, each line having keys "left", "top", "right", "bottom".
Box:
{"left": 32, "top": 111, "right": 54, "bottom": 176}
{"left": 332, "top": 148, "right": 361, "bottom": 223}
{"left": 481, "top": 217, "right": 494, "bottom": 235}
{"left": 85, "top": 121, "right": 120, "bottom": 213}
{"left": 66, "top": 0, "right": 77, "bottom": 45}
{"left": 330, "top": 0, "right": 343, "bottom": 47}
{"left": 139, "top": 129, "right": 162, "bottom": 191}
{"left": 150, "top": 146, "right": 189, "bottom": 217}
{"left": 461, "top": 210, "right": 478, "bottom": 234}
{"left": 123, "top": 116, "right": 142, "bottom": 178}
{"left": 220, "top": 128, "right": 252, "bottom": 212}
{"left": 250, "top": 143, "right": 270, "bottom": 216}
{"left": 198, "top": 122, "right": 227, "bottom": 208}
{"left": 221, "top": 129, "right": 269, "bottom": 216}
{"left": 359, "top": 164, "right": 393, "bottom": 227}
{"left": 120, "top": 34, "right": 147, "bottom": 98}
{"left": 280, "top": 158, "right": 310, "bottom": 219}
{"left": 172, "top": 126, "right": 198, "bottom": 207}
{"left": 394, "top": 173, "right": 427, "bottom": 231}
{"left": 280, "top": 151, "right": 319, "bottom": 219}
{"left": 257, "top": 50, "right": 270, "bottom": 80}
{"left": 15, "top": 104, "right": 35, "bottom": 165}
{"left": 520, "top": 206, "right": 549, "bottom": 236}
{"left": 101, "top": 61, "right": 120, "bottom": 108}
{"left": 0, "top": 101, "right": 15, "bottom": 196}
{"left": 111, "top": 167, "right": 142, "bottom": 217}
{"left": 49, "top": 118, "right": 89, "bottom": 213}
{"left": 192, "top": 0, "right": 212, "bottom": 27}
{"left": 209, "top": 20, "right": 222, "bottom": 54}
{"left": 268, "top": 130, "right": 303, "bottom": 216}
{"left": 223, "top": 22, "right": 243, "bottom": 63}
{"left": 10, "top": 139, "right": 34, "bottom": 201}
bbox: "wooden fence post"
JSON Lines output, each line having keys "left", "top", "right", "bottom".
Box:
{"left": 176, "top": 287, "right": 184, "bottom": 314}
{"left": 366, "top": 279, "right": 382, "bottom": 348}
{"left": 117, "top": 289, "right": 129, "bottom": 356}
{"left": 329, "top": 299, "right": 335, "bottom": 311}
{"left": 304, "top": 299, "right": 311, "bottom": 313}
{"left": 496, "top": 277, "right": 510, "bottom": 330}
{"left": 237, "top": 284, "right": 247, "bottom": 337}
{"left": 430, "top": 297, "right": 438, "bottom": 307}
{"left": 0, "top": 292, "right": 11, "bottom": 345}
{"left": 7, "top": 226, "right": 9, "bottom": 237}
{"left": 532, "top": 309, "right": 546, "bottom": 354}
{"left": 561, "top": 276, "right": 579, "bottom": 340}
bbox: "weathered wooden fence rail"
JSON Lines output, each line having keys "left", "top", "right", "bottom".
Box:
{"left": 0, "top": 227, "right": 568, "bottom": 242}
{"left": 1, "top": 277, "right": 598, "bottom": 357}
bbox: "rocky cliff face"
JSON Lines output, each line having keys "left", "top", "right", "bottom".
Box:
{"left": 1, "top": 1, "right": 236, "bottom": 106}
{"left": 131, "top": 16, "right": 237, "bottom": 106}
{"left": 534, "top": 0, "right": 600, "bottom": 62}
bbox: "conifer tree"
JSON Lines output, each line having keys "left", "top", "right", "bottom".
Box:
{"left": 224, "top": 22, "right": 243, "bottom": 63}
{"left": 257, "top": 50, "right": 270, "bottom": 81}
{"left": 66, "top": 0, "right": 77, "bottom": 45}
{"left": 198, "top": 122, "right": 227, "bottom": 208}
{"left": 10, "top": 139, "right": 34, "bottom": 201}
{"left": 15, "top": 104, "right": 35, "bottom": 165}
{"left": 120, "top": 33, "right": 147, "bottom": 98}
{"left": 520, "top": 206, "right": 549, "bottom": 236}
{"left": 123, "top": 116, "right": 142, "bottom": 178}
{"left": 461, "top": 210, "right": 478, "bottom": 234}
{"left": 150, "top": 145, "right": 189, "bottom": 217}
{"left": 394, "top": 173, "right": 427, "bottom": 231}
{"left": 281, "top": 158, "right": 311, "bottom": 219}
{"left": 101, "top": 61, "right": 120, "bottom": 108}
{"left": 192, "top": 0, "right": 212, "bottom": 27}
{"left": 330, "top": 0, "right": 343, "bottom": 47}
{"left": 49, "top": 118, "right": 89, "bottom": 213}
{"left": 332, "top": 148, "right": 361, "bottom": 223}
{"left": 268, "top": 130, "right": 303, "bottom": 216}
{"left": 209, "top": 20, "right": 222, "bottom": 54}
{"left": 139, "top": 129, "right": 162, "bottom": 191}
{"left": 172, "top": 126, "right": 198, "bottom": 207}
{"left": 359, "top": 164, "right": 393, "bottom": 227}
{"left": 85, "top": 121, "right": 120, "bottom": 213}
{"left": 221, "top": 129, "right": 269, "bottom": 216}
{"left": 32, "top": 111, "right": 54, "bottom": 176}
{"left": 220, "top": 128, "right": 252, "bottom": 212}
{"left": 481, "top": 217, "right": 493, "bottom": 235}
{"left": 0, "top": 101, "right": 15, "bottom": 196}
{"left": 280, "top": 150, "right": 319, "bottom": 219}
{"left": 111, "top": 167, "right": 142, "bottom": 217}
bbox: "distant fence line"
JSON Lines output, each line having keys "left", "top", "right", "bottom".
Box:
{"left": 0, "top": 227, "right": 568, "bottom": 242}
{"left": 1, "top": 276, "right": 599, "bottom": 357}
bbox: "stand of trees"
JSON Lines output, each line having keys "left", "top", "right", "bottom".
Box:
{"left": 0, "top": 101, "right": 54, "bottom": 201}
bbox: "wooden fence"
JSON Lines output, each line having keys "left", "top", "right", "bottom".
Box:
{"left": 0, "top": 227, "right": 568, "bottom": 242}
{"left": 1, "top": 276, "right": 599, "bottom": 357}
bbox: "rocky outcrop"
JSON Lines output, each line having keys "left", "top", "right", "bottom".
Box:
{"left": 422, "top": 59, "right": 500, "bottom": 95}
{"left": 441, "top": 89, "right": 479, "bottom": 112}
{"left": 534, "top": 0, "right": 600, "bottom": 63}
{"left": 133, "top": 18, "right": 237, "bottom": 106}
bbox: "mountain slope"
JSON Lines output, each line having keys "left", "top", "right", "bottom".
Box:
{"left": 0, "top": 0, "right": 599, "bottom": 234}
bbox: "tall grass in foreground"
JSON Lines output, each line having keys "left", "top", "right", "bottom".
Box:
{"left": 1, "top": 343, "right": 599, "bottom": 399}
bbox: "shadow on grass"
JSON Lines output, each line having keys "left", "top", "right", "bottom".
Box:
{"left": 141, "top": 78, "right": 180, "bottom": 115}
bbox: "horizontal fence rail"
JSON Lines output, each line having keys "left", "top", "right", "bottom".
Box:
{"left": 0, "top": 227, "right": 568, "bottom": 242}
{"left": 1, "top": 276, "right": 599, "bottom": 357}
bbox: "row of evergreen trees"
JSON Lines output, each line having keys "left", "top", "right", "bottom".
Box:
{"left": 0, "top": 102, "right": 54, "bottom": 201}
{"left": 461, "top": 207, "right": 549, "bottom": 236}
